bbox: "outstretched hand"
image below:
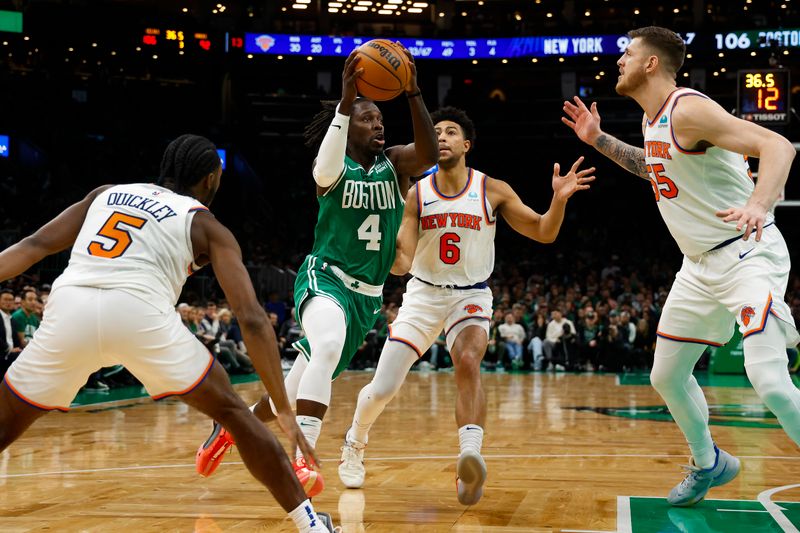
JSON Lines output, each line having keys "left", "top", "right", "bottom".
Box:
{"left": 552, "top": 156, "right": 596, "bottom": 201}
{"left": 716, "top": 201, "right": 769, "bottom": 242}
{"left": 276, "top": 410, "right": 320, "bottom": 470}
{"left": 562, "top": 96, "right": 603, "bottom": 146}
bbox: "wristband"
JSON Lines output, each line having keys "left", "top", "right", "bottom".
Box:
{"left": 406, "top": 90, "right": 422, "bottom": 98}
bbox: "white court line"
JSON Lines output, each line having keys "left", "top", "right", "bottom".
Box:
{"left": 758, "top": 484, "right": 800, "bottom": 533}
{"left": 3, "top": 453, "right": 800, "bottom": 479}
{"left": 616, "top": 496, "right": 632, "bottom": 533}
{"left": 718, "top": 508, "right": 769, "bottom": 513}
{"left": 562, "top": 530, "right": 616, "bottom": 532}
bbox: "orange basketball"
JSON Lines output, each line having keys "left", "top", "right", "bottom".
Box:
{"left": 354, "top": 39, "right": 412, "bottom": 101}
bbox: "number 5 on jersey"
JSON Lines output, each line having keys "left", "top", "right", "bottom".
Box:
{"left": 88, "top": 211, "right": 148, "bottom": 258}
{"left": 646, "top": 163, "right": 679, "bottom": 202}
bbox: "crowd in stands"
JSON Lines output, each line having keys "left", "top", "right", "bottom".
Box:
{"left": 2, "top": 257, "right": 799, "bottom": 397}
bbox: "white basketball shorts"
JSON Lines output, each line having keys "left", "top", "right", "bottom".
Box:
{"left": 657, "top": 224, "right": 800, "bottom": 348}
{"left": 4, "top": 285, "right": 214, "bottom": 411}
{"left": 388, "top": 277, "right": 493, "bottom": 356}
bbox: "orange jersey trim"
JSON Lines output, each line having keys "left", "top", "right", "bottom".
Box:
{"left": 3, "top": 377, "right": 69, "bottom": 412}
{"left": 743, "top": 294, "right": 773, "bottom": 339}
{"left": 656, "top": 331, "right": 724, "bottom": 347}
{"left": 430, "top": 168, "right": 473, "bottom": 201}
{"left": 481, "top": 174, "right": 496, "bottom": 226}
{"left": 388, "top": 325, "right": 423, "bottom": 358}
{"left": 445, "top": 315, "right": 491, "bottom": 337}
{"left": 415, "top": 180, "right": 422, "bottom": 218}
{"left": 669, "top": 92, "right": 709, "bottom": 155}
{"left": 646, "top": 88, "right": 682, "bottom": 128}
{"left": 189, "top": 206, "right": 210, "bottom": 213}
{"left": 152, "top": 353, "right": 215, "bottom": 401}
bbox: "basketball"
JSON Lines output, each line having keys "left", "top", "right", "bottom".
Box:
{"left": 354, "top": 39, "right": 412, "bottom": 101}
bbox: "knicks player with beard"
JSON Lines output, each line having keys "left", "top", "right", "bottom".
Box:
{"left": 563, "top": 26, "right": 800, "bottom": 506}
{"left": 338, "top": 107, "right": 595, "bottom": 505}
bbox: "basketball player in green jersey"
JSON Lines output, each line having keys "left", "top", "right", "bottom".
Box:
{"left": 197, "top": 47, "right": 438, "bottom": 495}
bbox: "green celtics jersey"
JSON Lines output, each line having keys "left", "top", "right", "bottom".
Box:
{"left": 310, "top": 152, "right": 405, "bottom": 286}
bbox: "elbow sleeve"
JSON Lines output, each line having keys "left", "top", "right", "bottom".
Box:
{"left": 313, "top": 107, "right": 350, "bottom": 187}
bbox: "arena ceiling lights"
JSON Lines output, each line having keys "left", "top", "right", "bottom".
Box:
{"left": 282, "top": 0, "right": 431, "bottom": 16}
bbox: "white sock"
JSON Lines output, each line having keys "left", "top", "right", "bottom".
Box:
{"left": 459, "top": 424, "right": 484, "bottom": 456}
{"left": 296, "top": 415, "right": 322, "bottom": 460}
{"left": 689, "top": 439, "right": 717, "bottom": 470}
{"left": 289, "top": 499, "right": 322, "bottom": 533}
{"left": 249, "top": 402, "right": 257, "bottom": 413}
{"left": 346, "top": 426, "right": 367, "bottom": 447}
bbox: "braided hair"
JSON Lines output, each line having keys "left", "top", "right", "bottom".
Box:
{"left": 303, "top": 98, "right": 371, "bottom": 150}
{"left": 158, "top": 134, "right": 221, "bottom": 193}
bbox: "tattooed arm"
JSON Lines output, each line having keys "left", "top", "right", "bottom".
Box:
{"left": 593, "top": 134, "right": 649, "bottom": 179}
{"left": 562, "top": 96, "right": 649, "bottom": 180}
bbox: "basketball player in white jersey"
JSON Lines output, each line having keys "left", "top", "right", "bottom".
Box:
{"left": 0, "top": 135, "right": 334, "bottom": 532}
{"left": 562, "top": 26, "right": 800, "bottom": 506}
{"left": 338, "top": 107, "right": 595, "bottom": 504}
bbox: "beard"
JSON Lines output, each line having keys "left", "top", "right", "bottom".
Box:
{"left": 615, "top": 68, "right": 647, "bottom": 96}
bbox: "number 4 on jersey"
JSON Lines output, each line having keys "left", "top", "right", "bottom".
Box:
{"left": 357, "top": 214, "right": 382, "bottom": 251}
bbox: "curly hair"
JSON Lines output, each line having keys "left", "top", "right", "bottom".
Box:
{"left": 430, "top": 106, "right": 476, "bottom": 151}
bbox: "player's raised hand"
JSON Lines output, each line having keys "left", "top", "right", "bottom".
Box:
{"left": 715, "top": 201, "right": 769, "bottom": 242}
{"left": 341, "top": 50, "right": 364, "bottom": 109}
{"left": 552, "top": 156, "right": 596, "bottom": 202}
{"left": 394, "top": 42, "right": 419, "bottom": 94}
{"left": 562, "top": 96, "right": 604, "bottom": 146}
{"left": 276, "top": 409, "right": 321, "bottom": 470}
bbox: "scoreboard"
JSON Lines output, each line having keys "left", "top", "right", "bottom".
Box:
{"left": 243, "top": 33, "right": 696, "bottom": 59}
{"left": 737, "top": 69, "right": 791, "bottom": 125}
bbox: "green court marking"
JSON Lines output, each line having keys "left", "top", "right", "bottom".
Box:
{"left": 628, "top": 496, "right": 800, "bottom": 532}
{"left": 618, "top": 371, "right": 800, "bottom": 388}
{"left": 570, "top": 403, "right": 784, "bottom": 429}
{"left": 70, "top": 373, "right": 260, "bottom": 408}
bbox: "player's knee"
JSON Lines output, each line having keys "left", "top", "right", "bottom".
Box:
{"left": 310, "top": 330, "right": 346, "bottom": 362}
{"left": 649, "top": 364, "right": 676, "bottom": 394}
{"left": 368, "top": 381, "right": 396, "bottom": 405}
{"left": 455, "top": 351, "right": 482, "bottom": 380}
{"left": 746, "top": 368, "right": 786, "bottom": 407}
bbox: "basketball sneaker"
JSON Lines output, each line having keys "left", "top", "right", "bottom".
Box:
{"left": 667, "top": 446, "right": 740, "bottom": 506}
{"left": 456, "top": 449, "right": 487, "bottom": 505}
{"left": 196, "top": 421, "right": 236, "bottom": 477}
{"left": 295, "top": 456, "right": 325, "bottom": 497}
{"left": 338, "top": 433, "right": 367, "bottom": 489}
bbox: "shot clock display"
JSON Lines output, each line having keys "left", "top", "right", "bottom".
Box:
{"left": 737, "top": 69, "right": 790, "bottom": 125}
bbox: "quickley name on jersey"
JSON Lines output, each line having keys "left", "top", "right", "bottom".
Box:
{"left": 105, "top": 191, "right": 178, "bottom": 222}
{"left": 53, "top": 183, "right": 207, "bottom": 313}
{"left": 311, "top": 152, "right": 404, "bottom": 287}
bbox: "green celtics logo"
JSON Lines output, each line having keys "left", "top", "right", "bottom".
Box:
{"left": 570, "top": 403, "right": 782, "bottom": 429}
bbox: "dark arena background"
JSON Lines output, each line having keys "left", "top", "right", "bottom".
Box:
{"left": 0, "top": 1, "right": 799, "bottom": 531}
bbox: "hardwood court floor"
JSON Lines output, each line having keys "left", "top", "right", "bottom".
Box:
{"left": 0, "top": 371, "right": 798, "bottom": 532}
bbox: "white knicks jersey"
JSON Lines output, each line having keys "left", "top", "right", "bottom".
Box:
{"left": 410, "top": 169, "right": 496, "bottom": 286}
{"left": 52, "top": 183, "right": 208, "bottom": 311}
{"left": 644, "top": 87, "right": 769, "bottom": 257}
